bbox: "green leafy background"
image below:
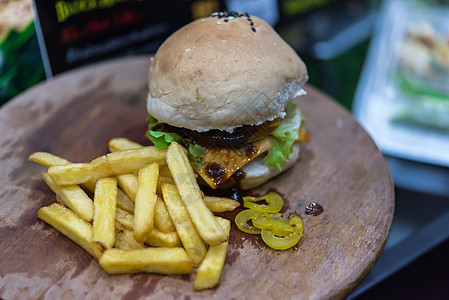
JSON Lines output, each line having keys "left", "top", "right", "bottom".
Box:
{"left": 0, "top": 23, "right": 45, "bottom": 105}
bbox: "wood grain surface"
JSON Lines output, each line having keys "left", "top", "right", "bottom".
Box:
{"left": 0, "top": 56, "right": 394, "bottom": 299}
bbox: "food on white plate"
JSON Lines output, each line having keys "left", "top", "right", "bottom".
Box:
{"left": 398, "top": 21, "right": 449, "bottom": 79}
{"left": 146, "top": 11, "right": 309, "bottom": 190}
{"left": 394, "top": 21, "right": 449, "bottom": 130}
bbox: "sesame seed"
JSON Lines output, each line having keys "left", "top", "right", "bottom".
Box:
{"left": 207, "top": 11, "right": 256, "bottom": 32}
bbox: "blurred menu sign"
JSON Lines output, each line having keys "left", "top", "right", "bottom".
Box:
{"left": 32, "top": 0, "right": 220, "bottom": 77}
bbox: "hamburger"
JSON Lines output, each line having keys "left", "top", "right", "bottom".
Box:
{"left": 146, "top": 12, "right": 309, "bottom": 190}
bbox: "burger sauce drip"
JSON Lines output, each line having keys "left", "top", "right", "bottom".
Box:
{"left": 305, "top": 202, "right": 324, "bottom": 216}
{"left": 233, "top": 169, "right": 246, "bottom": 181}
{"left": 229, "top": 187, "right": 244, "bottom": 202}
{"left": 205, "top": 163, "right": 226, "bottom": 186}
{"left": 230, "top": 169, "right": 247, "bottom": 190}
{"left": 163, "top": 120, "right": 277, "bottom": 149}
{"left": 201, "top": 185, "right": 244, "bottom": 202}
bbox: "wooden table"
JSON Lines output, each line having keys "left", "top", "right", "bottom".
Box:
{"left": 0, "top": 56, "right": 394, "bottom": 299}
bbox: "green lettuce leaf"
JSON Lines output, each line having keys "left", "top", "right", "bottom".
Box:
{"left": 264, "top": 102, "right": 302, "bottom": 171}
{"left": 187, "top": 143, "right": 206, "bottom": 168}
{"left": 146, "top": 115, "right": 182, "bottom": 149}
{"left": 147, "top": 115, "right": 164, "bottom": 131}
{"left": 146, "top": 115, "right": 206, "bottom": 167}
{"left": 148, "top": 130, "right": 182, "bottom": 149}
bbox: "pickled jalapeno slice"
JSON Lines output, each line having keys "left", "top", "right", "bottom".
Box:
{"left": 243, "top": 192, "right": 283, "bottom": 213}
{"left": 261, "top": 228, "right": 304, "bottom": 250}
{"left": 235, "top": 192, "right": 304, "bottom": 250}
{"left": 235, "top": 209, "right": 263, "bottom": 234}
{"left": 253, "top": 213, "right": 303, "bottom": 237}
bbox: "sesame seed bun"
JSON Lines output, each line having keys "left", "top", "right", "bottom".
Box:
{"left": 147, "top": 13, "right": 308, "bottom": 132}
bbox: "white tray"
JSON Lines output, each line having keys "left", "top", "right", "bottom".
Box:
{"left": 353, "top": 0, "right": 449, "bottom": 168}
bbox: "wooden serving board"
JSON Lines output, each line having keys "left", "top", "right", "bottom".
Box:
{"left": 0, "top": 56, "right": 394, "bottom": 299}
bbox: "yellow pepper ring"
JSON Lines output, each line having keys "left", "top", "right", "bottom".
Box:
{"left": 253, "top": 213, "right": 303, "bottom": 236}
{"left": 243, "top": 192, "right": 283, "bottom": 213}
{"left": 235, "top": 192, "right": 305, "bottom": 250}
{"left": 235, "top": 209, "right": 263, "bottom": 234}
{"left": 252, "top": 213, "right": 282, "bottom": 229}
{"left": 261, "top": 228, "right": 304, "bottom": 250}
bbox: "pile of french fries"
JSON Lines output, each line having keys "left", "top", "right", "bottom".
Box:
{"left": 29, "top": 138, "right": 240, "bottom": 290}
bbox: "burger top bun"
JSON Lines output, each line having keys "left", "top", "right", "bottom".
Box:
{"left": 147, "top": 12, "right": 308, "bottom": 132}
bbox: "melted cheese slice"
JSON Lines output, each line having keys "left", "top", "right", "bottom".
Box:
{"left": 195, "top": 137, "right": 271, "bottom": 189}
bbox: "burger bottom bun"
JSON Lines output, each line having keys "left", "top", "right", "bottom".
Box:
{"left": 238, "top": 143, "right": 300, "bottom": 190}
{"left": 197, "top": 143, "right": 300, "bottom": 190}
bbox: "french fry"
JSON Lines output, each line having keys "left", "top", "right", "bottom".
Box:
{"left": 33, "top": 139, "right": 236, "bottom": 286}
{"left": 48, "top": 147, "right": 166, "bottom": 185}
{"left": 92, "top": 177, "right": 118, "bottom": 253}
{"left": 114, "top": 222, "right": 145, "bottom": 250}
{"left": 28, "top": 150, "right": 145, "bottom": 206}
{"left": 116, "top": 173, "right": 138, "bottom": 202}
{"left": 194, "top": 217, "right": 231, "bottom": 290}
{"left": 115, "top": 207, "right": 181, "bottom": 247}
{"left": 28, "top": 152, "right": 70, "bottom": 167}
{"left": 161, "top": 183, "right": 207, "bottom": 266}
{"left": 133, "top": 163, "right": 159, "bottom": 243}
{"left": 156, "top": 176, "right": 173, "bottom": 196}
{"left": 166, "top": 142, "right": 227, "bottom": 246}
{"left": 47, "top": 162, "right": 97, "bottom": 186}
{"left": 37, "top": 203, "right": 99, "bottom": 259}
{"left": 108, "top": 137, "right": 143, "bottom": 152}
{"left": 159, "top": 165, "right": 172, "bottom": 178}
{"left": 55, "top": 194, "right": 64, "bottom": 206}
{"left": 42, "top": 172, "right": 94, "bottom": 222}
{"left": 154, "top": 196, "right": 176, "bottom": 233}
{"left": 107, "top": 139, "right": 149, "bottom": 204}
{"left": 215, "top": 217, "right": 231, "bottom": 234}
{"left": 115, "top": 207, "right": 134, "bottom": 230}
{"left": 82, "top": 180, "right": 97, "bottom": 193}
{"left": 109, "top": 138, "right": 168, "bottom": 203}
{"left": 107, "top": 147, "right": 166, "bottom": 174}
{"left": 99, "top": 247, "right": 193, "bottom": 275}
{"left": 117, "top": 189, "right": 135, "bottom": 213}
{"left": 109, "top": 138, "right": 140, "bottom": 204}
{"left": 204, "top": 196, "right": 240, "bottom": 213}
{"left": 29, "top": 152, "right": 97, "bottom": 192}
{"left": 145, "top": 227, "right": 181, "bottom": 248}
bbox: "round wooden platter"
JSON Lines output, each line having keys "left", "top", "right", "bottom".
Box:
{"left": 0, "top": 56, "right": 394, "bottom": 299}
